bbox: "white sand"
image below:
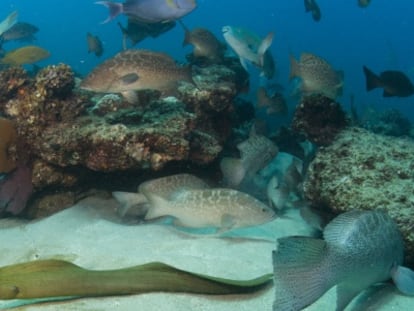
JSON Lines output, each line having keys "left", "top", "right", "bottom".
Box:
{"left": 0, "top": 196, "right": 412, "bottom": 310}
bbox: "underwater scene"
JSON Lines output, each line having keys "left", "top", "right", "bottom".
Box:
{"left": 1, "top": 0, "right": 414, "bottom": 310}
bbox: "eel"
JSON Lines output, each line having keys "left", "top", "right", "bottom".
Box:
{"left": 0, "top": 259, "right": 272, "bottom": 300}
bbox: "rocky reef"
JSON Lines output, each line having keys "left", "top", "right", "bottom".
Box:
{"left": 292, "top": 94, "right": 348, "bottom": 146}
{"left": 303, "top": 127, "right": 414, "bottom": 264}
{"left": 0, "top": 60, "right": 244, "bottom": 217}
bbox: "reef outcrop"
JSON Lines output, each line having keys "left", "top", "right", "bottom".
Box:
{"left": 0, "top": 60, "right": 243, "bottom": 217}
{"left": 303, "top": 127, "right": 414, "bottom": 264}
{"left": 292, "top": 94, "right": 348, "bottom": 146}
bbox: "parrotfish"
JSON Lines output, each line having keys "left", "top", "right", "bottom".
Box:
{"left": 0, "top": 11, "right": 18, "bottom": 37}
{"left": 272, "top": 210, "right": 414, "bottom": 311}
{"left": 96, "top": 0, "right": 197, "bottom": 24}
{"left": 222, "top": 25, "right": 275, "bottom": 79}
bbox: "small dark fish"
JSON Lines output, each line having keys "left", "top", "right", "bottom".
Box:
{"left": 363, "top": 65, "right": 414, "bottom": 97}
{"left": 358, "top": 0, "right": 371, "bottom": 7}
{"left": 256, "top": 87, "right": 287, "bottom": 115}
{"left": 118, "top": 18, "right": 176, "bottom": 49}
{"left": 96, "top": 0, "right": 197, "bottom": 24}
{"left": 304, "top": 0, "right": 321, "bottom": 22}
{"left": 0, "top": 22, "right": 38, "bottom": 43}
{"left": 179, "top": 21, "right": 224, "bottom": 63}
{"left": 86, "top": 32, "right": 104, "bottom": 57}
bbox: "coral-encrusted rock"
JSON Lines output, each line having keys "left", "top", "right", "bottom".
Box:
{"left": 303, "top": 127, "right": 414, "bottom": 264}
{"left": 34, "top": 63, "right": 75, "bottom": 98}
{"left": 31, "top": 98, "right": 221, "bottom": 171}
{"left": 292, "top": 94, "right": 348, "bottom": 146}
{"left": 0, "top": 67, "right": 29, "bottom": 102}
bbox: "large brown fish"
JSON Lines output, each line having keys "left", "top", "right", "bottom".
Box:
{"left": 290, "top": 52, "right": 343, "bottom": 99}
{"left": 179, "top": 21, "right": 224, "bottom": 62}
{"left": 80, "top": 49, "right": 193, "bottom": 99}
{"left": 363, "top": 65, "right": 414, "bottom": 97}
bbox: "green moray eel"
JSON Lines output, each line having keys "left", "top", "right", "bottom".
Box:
{"left": 0, "top": 259, "right": 272, "bottom": 300}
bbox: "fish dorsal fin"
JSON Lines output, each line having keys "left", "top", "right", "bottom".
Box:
{"left": 323, "top": 210, "right": 365, "bottom": 244}
{"left": 391, "top": 265, "right": 414, "bottom": 295}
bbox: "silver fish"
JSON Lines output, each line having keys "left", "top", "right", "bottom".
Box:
{"left": 222, "top": 25, "right": 274, "bottom": 78}
{"left": 145, "top": 188, "right": 275, "bottom": 230}
{"left": 272, "top": 210, "right": 414, "bottom": 311}
{"left": 0, "top": 11, "right": 18, "bottom": 37}
{"left": 96, "top": 0, "right": 197, "bottom": 24}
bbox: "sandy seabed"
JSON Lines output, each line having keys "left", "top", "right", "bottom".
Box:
{"left": 0, "top": 196, "right": 413, "bottom": 311}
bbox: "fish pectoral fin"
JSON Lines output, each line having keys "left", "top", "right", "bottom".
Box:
{"left": 121, "top": 73, "right": 139, "bottom": 84}
{"left": 239, "top": 57, "right": 250, "bottom": 72}
{"left": 121, "top": 91, "right": 138, "bottom": 104}
{"left": 391, "top": 265, "right": 414, "bottom": 295}
{"left": 220, "top": 214, "right": 236, "bottom": 230}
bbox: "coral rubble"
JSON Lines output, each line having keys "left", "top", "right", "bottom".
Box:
{"left": 303, "top": 127, "right": 414, "bottom": 264}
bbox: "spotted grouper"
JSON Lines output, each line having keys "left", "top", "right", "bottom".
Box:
{"left": 272, "top": 210, "right": 414, "bottom": 311}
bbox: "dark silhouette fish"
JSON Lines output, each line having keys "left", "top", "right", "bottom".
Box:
{"left": 96, "top": 0, "right": 197, "bottom": 24}
{"left": 86, "top": 32, "right": 104, "bottom": 57}
{"left": 358, "top": 0, "right": 371, "bottom": 7}
{"left": 0, "top": 22, "right": 38, "bottom": 43}
{"left": 179, "top": 21, "right": 225, "bottom": 63}
{"left": 304, "top": 0, "right": 321, "bottom": 22}
{"left": 272, "top": 210, "right": 414, "bottom": 311}
{"left": 363, "top": 65, "right": 414, "bottom": 97}
{"left": 118, "top": 18, "right": 176, "bottom": 49}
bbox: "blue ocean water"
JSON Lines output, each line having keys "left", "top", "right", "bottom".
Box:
{"left": 2, "top": 0, "right": 414, "bottom": 121}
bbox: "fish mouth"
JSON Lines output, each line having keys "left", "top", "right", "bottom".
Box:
{"left": 221, "top": 26, "right": 230, "bottom": 34}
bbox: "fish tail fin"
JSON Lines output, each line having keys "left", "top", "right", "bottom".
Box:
{"left": 289, "top": 54, "right": 300, "bottom": 81}
{"left": 363, "top": 65, "right": 382, "bottom": 91}
{"left": 144, "top": 193, "right": 172, "bottom": 220}
{"left": 272, "top": 236, "right": 334, "bottom": 311}
{"left": 391, "top": 265, "right": 414, "bottom": 295}
{"left": 258, "top": 32, "right": 274, "bottom": 67}
{"left": 95, "top": 1, "right": 123, "bottom": 23}
{"left": 219, "top": 157, "right": 246, "bottom": 188}
{"left": 177, "top": 20, "right": 190, "bottom": 46}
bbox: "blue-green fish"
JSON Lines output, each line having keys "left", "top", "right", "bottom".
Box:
{"left": 222, "top": 25, "right": 275, "bottom": 78}
{"left": 96, "top": 0, "right": 197, "bottom": 24}
{"left": 272, "top": 210, "right": 414, "bottom": 311}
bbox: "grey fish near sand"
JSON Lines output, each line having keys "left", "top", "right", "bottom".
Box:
{"left": 80, "top": 49, "right": 193, "bottom": 101}
{"left": 272, "top": 210, "right": 414, "bottom": 311}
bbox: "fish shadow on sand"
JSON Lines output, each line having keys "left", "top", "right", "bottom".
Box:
{"left": 350, "top": 283, "right": 398, "bottom": 311}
